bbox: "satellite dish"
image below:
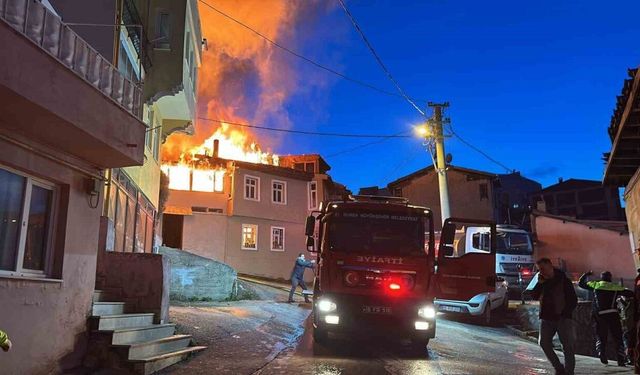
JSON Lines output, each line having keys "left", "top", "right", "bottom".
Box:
{"left": 445, "top": 153, "right": 453, "bottom": 164}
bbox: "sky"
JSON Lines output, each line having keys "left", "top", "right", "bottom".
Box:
{"left": 203, "top": 0, "right": 640, "bottom": 192}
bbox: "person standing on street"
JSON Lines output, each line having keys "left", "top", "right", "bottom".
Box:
{"left": 288, "top": 253, "right": 315, "bottom": 303}
{"left": 530, "top": 258, "right": 578, "bottom": 375}
{"left": 579, "top": 270, "right": 630, "bottom": 367}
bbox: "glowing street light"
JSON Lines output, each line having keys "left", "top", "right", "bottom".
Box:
{"left": 414, "top": 123, "right": 433, "bottom": 138}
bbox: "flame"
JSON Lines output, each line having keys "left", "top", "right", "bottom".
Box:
{"left": 160, "top": 0, "right": 330, "bottom": 192}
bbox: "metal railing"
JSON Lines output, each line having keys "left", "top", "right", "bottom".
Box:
{"left": 0, "top": 0, "right": 143, "bottom": 119}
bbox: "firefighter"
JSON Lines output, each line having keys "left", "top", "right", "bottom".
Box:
{"left": 288, "top": 253, "right": 315, "bottom": 303}
{"left": 579, "top": 270, "right": 630, "bottom": 366}
{"left": 0, "top": 330, "right": 11, "bottom": 352}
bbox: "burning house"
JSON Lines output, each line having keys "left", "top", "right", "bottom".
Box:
{"left": 160, "top": 131, "right": 347, "bottom": 281}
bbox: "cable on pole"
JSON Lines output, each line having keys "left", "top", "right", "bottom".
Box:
{"left": 336, "top": 0, "right": 425, "bottom": 117}
{"left": 325, "top": 130, "right": 410, "bottom": 158}
{"left": 196, "top": 117, "right": 411, "bottom": 139}
{"left": 448, "top": 124, "right": 513, "bottom": 173}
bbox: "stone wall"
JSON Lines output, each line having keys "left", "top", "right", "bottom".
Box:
{"left": 516, "top": 301, "right": 624, "bottom": 360}
{"left": 159, "top": 246, "right": 237, "bottom": 301}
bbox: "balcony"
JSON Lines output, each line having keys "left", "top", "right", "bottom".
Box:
{"left": 0, "top": 0, "right": 146, "bottom": 168}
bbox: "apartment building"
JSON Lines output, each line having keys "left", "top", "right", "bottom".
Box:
{"left": 162, "top": 154, "right": 347, "bottom": 281}
{"left": 0, "top": 0, "right": 146, "bottom": 372}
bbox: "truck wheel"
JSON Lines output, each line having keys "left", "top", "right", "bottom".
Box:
{"left": 313, "top": 327, "right": 328, "bottom": 344}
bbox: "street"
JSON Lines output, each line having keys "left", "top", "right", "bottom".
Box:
{"left": 162, "top": 282, "right": 630, "bottom": 375}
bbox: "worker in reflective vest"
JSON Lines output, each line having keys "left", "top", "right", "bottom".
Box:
{"left": 0, "top": 330, "right": 11, "bottom": 352}
{"left": 579, "top": 271, "right": 632, "bottom": 367}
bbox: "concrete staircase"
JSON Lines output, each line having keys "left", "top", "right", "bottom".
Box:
{"left": 87, "top": 290, "right": 206, "bottom": 374}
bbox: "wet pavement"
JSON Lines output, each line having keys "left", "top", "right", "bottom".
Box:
{"left": 163, "top": 282, "right": 633, "bottom": 375}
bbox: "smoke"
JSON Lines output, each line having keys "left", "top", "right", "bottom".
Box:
{"left": 162, "top": 0, "right": 331, "bottom": 161}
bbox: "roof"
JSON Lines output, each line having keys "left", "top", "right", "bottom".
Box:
{"left": 603, "top": 67, "right": 640, "bottom": 186}
{"left": 532, "top": 210, "right": 628, "bottom": 233}
{"left": 387, "top": 164, "right": 496, "bottom": 187}
{"left": 189, "top": 155, "right": 314, "bottom": 181}
{"left": 278, "top": 154, "right": 331, "bottom": 173}
{"left": 539, "top": 178, "right": 603, "bottom": 193}
{"left": 233, "top": 159, "right": 314, "bottom": 181}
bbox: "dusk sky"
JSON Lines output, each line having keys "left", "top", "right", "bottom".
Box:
{"left": 201, "top": 0, "right": 640, "bottom": 192}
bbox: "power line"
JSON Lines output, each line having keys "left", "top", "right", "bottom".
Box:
{"left": 336, "top": 0, "right": 426, "bottom": 117}
{"left": 197, "top": 117, "right": 411, "bottom": 138}
{"left": 325, "top": 131, "right": 410, "bottom": 158}
{"left": 197, "top": 0, "right": 426, "bottom": 102}
{"left": 448, "top": 124, "right": 513, "bottom": 173}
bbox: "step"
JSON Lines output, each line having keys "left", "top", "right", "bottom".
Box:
{"left": 124, "top": 334, "right": 193, "bottom": 360}
{"left": 95, "top": 313, "right": 155, "bottom": 331}
{"left": 111, "top": 324, "right": 176, "bottom": 346}
{"left": 93, "top": 290, "right": 120, "bottom": 303}
{"left": 93, "top": 302, "right": 126, "bottom": 316}
{"left": 130, "top": 346, "right": 207, "bottom": 375}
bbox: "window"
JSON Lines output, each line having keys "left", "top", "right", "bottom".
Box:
{"left": 294, "top": 162, "right": 315, "bottom": 173}
{"left": 393, "top": 187, "right": 402, "bottom": 197}
{"left": 155, "top": 11, "right": 171, "bottom": 49}
{"left": 308, "top": 181, "right": 317, "bottom": 210}
{"left": 272, "top": 180, "right": 286, "bottom": 204}
{"left": 161, "top": 166, "right": 224, "bottom": 192}
{"left": 241, "top": 224, "right": 258, "bottom": 250}
{"left": 271, "top": 227, "right": 285, "bottom": 251}
{"left": 0, "top": 167, "right": 55, "bottom": 277}
{"left": 479, "top": 183, "right": 489, "bottom": 200}
{"left": 244, "top": 175, "right": 260, "bottom": 201}
{"left": 145, "top": 108, "right": 154, "bottom": 151}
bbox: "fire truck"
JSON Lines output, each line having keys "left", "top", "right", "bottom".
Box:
{"left": 305, "top": 195, "right": 497, "bottom": 349}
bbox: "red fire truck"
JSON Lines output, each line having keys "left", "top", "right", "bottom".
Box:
{"left": 305, "top": 195, "right": 497, "bottom": 349}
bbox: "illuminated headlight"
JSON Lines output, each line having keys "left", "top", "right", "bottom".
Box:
{"left": 317, "top": 300, "right": 337, "bottom": 313}
{"left": 414, "top": 321, "right": 430, "bottom": 330}
{"left": 418, "top": 306, "right": 436, "bottom": 319}
{"left": 325, "top": 315, "right": 340, "bottom": 324}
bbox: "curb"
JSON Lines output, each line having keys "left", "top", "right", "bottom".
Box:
{"left": 505, "top": 325, "right": 539, "bottom": 344}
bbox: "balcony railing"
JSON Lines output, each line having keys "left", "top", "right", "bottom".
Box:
{"left": 0, "top": 0, "right": 143, "bottom": 119}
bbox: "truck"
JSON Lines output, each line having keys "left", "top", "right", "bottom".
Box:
{"left": 305, "top": 195, "right": 498, "bottom": 349}
{"left": 433, "top": 225, "right": 534, "bottom": 323}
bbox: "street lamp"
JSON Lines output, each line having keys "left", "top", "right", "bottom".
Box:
{"left": 415, "top": 124, "right": 432, "bottom": 138}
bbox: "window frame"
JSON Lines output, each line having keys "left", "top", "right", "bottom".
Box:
{"left": 270, "top": 226, "right": 285, "bottom": 252}
{"left": 154, "top": 10, "right": 171, "bottom": 50}
{"left": 271, "top": 180, "right": 287, "bottom": 205}
{"left": 308, "top": 181, "right": 318, "bottom": 210}
{"left": 244, "top": 175, "right": 260, "bottom": 201}
{"left": 0, "top": 166, "right": 58, "bottom": 279}
{"left": 241, "top": 224, "right": 258, "bottom": 251}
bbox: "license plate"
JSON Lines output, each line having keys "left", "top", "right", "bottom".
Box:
{"left": 362, "top": 306, "right": 392, "bottom": 314}
{"left": 439, "top": 305, "right": 462, "bottom": 313}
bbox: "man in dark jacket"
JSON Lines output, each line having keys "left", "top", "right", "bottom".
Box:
{"left": 579, "top": 270, "right": 629, "bottom": 366}
{"left": 531, "top": 258, "right": 578, "bottom": 375}
{"left": 288, "top": 253, "right": 315, "bottom": 303}
{"left": 634, "top": 268, "right": 640, "bottom": 374}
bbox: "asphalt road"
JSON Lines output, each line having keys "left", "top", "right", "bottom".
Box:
{"left": 164, "top": 282, "right": 630, "bottom": 375}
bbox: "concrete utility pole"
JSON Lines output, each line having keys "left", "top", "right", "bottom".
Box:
{"left": 429, "top": 102, "right": 451, "bottom": 225}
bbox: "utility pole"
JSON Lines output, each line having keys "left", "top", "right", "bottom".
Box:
{"left": 428, "top": 102, "right": 451, "bottom": 225}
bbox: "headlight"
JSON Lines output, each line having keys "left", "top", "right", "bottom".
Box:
{"left": 418, "top": 306, "right": 436, "bottom": 319}
{"left": 317, "top": 300, "right": 337, "bottom": 312}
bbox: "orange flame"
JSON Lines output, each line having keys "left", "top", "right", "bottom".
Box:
{"left": 161, "top": 1, "right": 330, "bottom": 191}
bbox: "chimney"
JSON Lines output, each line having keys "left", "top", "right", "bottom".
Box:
{"left": 558, "top": 177, "right": 563, "bottom": 184}
{"left": 213, "top": 139, "right": 219, "bottom": 158}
